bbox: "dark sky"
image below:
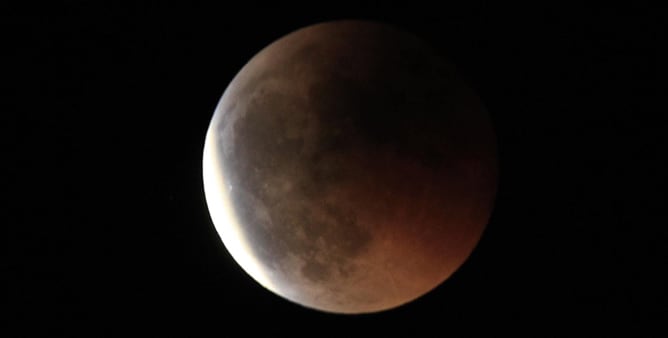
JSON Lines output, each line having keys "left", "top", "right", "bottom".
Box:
{"left": 7, "top": 3, "right": 665, "bottom": 336}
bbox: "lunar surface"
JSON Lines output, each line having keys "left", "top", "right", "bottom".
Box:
{"left": 202, "top": 20, "right": 497, "bottom": 314}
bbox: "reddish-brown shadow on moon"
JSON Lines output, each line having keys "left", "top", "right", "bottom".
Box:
{"left": 202, "top": 20, "right": 497, "bottom": 314}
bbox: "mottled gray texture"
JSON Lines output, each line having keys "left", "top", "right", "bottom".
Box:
{"left": 205, "top": 20, "right": 497, "bottom": 313}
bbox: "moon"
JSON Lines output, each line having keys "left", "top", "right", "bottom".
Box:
{"left": 202, "top": 20, "right": 497, "bottom": 314}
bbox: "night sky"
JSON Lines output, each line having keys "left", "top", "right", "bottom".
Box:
{"left": 7, "top": 3, "right": 665, "bottom": 336}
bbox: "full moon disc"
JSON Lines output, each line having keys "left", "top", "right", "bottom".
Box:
{"left": 202, "top": 20, "right": 497, "bottom": 314}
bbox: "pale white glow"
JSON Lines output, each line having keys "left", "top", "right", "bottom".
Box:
{"left": 202, "top": 123, "right": 276, "bottom": 293}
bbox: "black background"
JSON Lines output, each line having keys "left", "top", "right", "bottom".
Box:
{"left": 6, "top": 3, "right": 665, "bottom": 336}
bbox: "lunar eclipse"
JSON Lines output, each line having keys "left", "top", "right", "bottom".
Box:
{"left": 203, "top": 20, "right": 498, "bottom": 314}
